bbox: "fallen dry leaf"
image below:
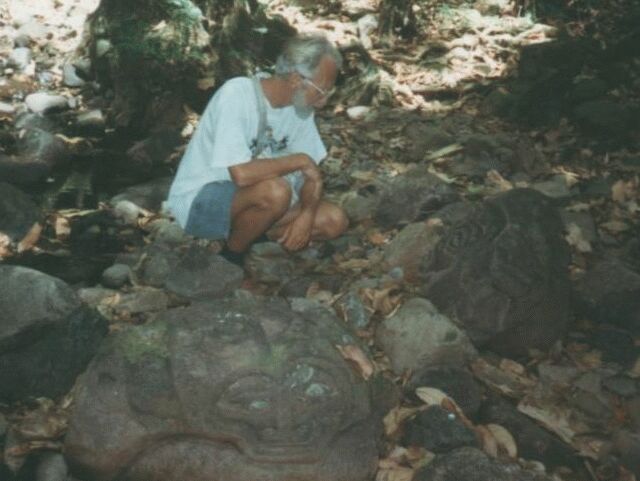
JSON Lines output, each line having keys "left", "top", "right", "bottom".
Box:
{"left": 52, "top": 214, "right": 72, "bottom": 240}
{"left": 361, "top": 287, "right": 403, "bottom": 317}
{"left": 600, "top": 220, "right": 629, "bottom": 233}
{"left": 383, "top": 406, "right": 426, "bottom": 437}
{"left": 486, "top": 169, "right": 513, "bottom": 192}
{"left": 486, "top": 423, "right": 518, "bottom": 458}
{"left": 470, "top": 357, "right": 537, "bottom": 398}
{"left": 335, "top": 344, "right": 374, "bottom": 380}
{"left": 476, "top": 424, "right": 499, "bottom": 458}
{"left": 16, "top": 222, "right": 42, "bottom": 253}
{"left": 0, "top": 232, "right": 11, "bottom": 258}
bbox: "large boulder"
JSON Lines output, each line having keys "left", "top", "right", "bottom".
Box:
{"left": 0, "top": 266, "right": 108, "bottom": 403}
{"left": 376, "top": 298, "right": 477, "bottom": 376}
{"left": 419, "top": 189, "right": 571, "bottom": 357}
{"left": 414, "top": 447, "right": 554, "bottom": 481}
{"left": 65, "top": 295, "right": 387, "bottom": 481}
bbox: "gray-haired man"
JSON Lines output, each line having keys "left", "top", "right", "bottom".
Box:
{"left": 166, "top": 34, "right": 348, "bottom": 264}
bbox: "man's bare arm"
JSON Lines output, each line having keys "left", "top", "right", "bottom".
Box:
{"left": 228, "top": 153, "right": 319, "bottom": 187}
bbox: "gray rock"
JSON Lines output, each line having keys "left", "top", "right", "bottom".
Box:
{"left": 537, "top": 362, "right": 579, "bottom": 387}
{"left": 573, "top": 259, "right": 640, "bottom": 332}
{"left": 76, "top": 286, "right": 119, "bottom": 307}
{"left": 383, "top": 221, "right": 443, "bottom": 281}
{"left": 376, "top": 298, "right": 477, "bottom": 375}
{"left": 14, "top": 34, "right": 31, "bottom": 48}
{"left": 0, "top": 101, "right": 15, "bottom": 114}
{"left": 110, "top": 287, "right": 169, "bottom": 316}
{"left": 245, "top": 242, "right": 296, "bottom": 285}
{"left": 404, "top": 121, "right": 455, "bottom": 163}
{"left": 0, "top": 266, "right": 107, "bottom": 403}
{"left": 407, "top": 367, "right": 483, "bottom": 417}
{"left": 35, "top": 452, "right": 68, "bottom": 481}
{"left": 112, "top": 199, "right": 145, "bottom": 225}
{"left": 603, "top": 375, "right": 638, "bottom": 398}
{"left": 101, "top": 263, "right": 131, "bottom": 288}
{"left": 25, "top": 93, "right": 69, "bottom": 114}
{"left": 165, "top": 245, "right": 244, "bottom": 299}
{"left": 76, "top": 109, "right": 104, "bottom": 133}
{"left": 9, "top": 47, "right": 31, "bottom": 71}
{"left": 0, "top": 128, "right": 70, "bottom": 183}
{"left": 62, "top": 63, "right": 86, "bottom": 88}
{"left": 479, "top": 395, "right": 577, "bottom": 467}
{"left": 560, "top": 209, "right": 598, "bottom": 242}
{"left": 613, "top": 430, "right": 640, "bottom": 478}
{"left": 420, "top": 189, "right": 572, "bottom": 357}
{"left": 65, "top": 298, "right": 386, "bottom": 481}
{"left": 14, "top": 112, "right": 57, "bottom": 131}
{"left": 402, "top": 406, "right": 479, "bottom": 453}
{"left": 342, "top": 193, "right": 378, "bottom": 223}
{"left": 16, "top": 20, "right": 49, "bottom": 43}
{"left": 110, "top": 177, "right": 173, "bottom": 212}
{"left": 148, "top": 218, "right": 188, "bottom": 245}
{"left": 335, "top": 291, "right": 371, "bottom": 329}
{"left": 0, "top": 181, "right": 41, "bottom": 245}
{"left": 134, "top": 244, "right": 181, "bottom": 287}
{"left": 414, "top": 447, "right": 553, "bottom": 481}
{"left": 532, "top": 174, "right": 573, "bottom": 199}
{"left": 374, "top": 169, "right": 458, "bottom": 229}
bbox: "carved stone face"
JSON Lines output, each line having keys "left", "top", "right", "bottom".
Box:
{"left": 420, "top": 189, "right": 571, "bottom": 356}
{"left": 65, "top": 297, "right": 383, "bottom": 481}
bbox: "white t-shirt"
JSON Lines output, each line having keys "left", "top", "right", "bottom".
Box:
{"left": 166, "top": 76, "right": 327, "bottom": 227}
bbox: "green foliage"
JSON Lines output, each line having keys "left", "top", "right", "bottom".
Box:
{"left": 107, "top": 0, "right": 208, "bottom": 68}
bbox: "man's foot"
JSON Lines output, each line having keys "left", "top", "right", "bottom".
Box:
{"left": 219, "top": 245, "right": 245, "bottom": 267}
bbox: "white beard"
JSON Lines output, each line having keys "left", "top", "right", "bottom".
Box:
{"left": 293, "top": 88, "right": 314, "bottom": 120}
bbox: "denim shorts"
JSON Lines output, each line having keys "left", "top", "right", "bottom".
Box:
{"left": 184, "top": 181, "right": 238, "bottom": 239}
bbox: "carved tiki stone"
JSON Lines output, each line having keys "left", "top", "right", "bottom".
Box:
{"left": 420, "top": 189, "right": 571, "bottom": 357}
{"left": 65, "top": 297, "right": 385, "bottom": 481}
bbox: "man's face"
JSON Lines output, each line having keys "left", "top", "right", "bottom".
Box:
{"left": 293, "top": 55, "right": 338, "bottom": 120}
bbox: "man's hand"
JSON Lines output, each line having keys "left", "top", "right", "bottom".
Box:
{"left": 278, "top": 209, "right": 314, "bottom": 251}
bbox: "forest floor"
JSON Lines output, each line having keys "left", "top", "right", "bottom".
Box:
{"left": 1, "top": 0, "right": 640, "bottom": 480}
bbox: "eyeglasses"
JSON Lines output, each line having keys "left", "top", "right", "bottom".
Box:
{"left": 301, "top": 76, "right": 335, "bottom": 99}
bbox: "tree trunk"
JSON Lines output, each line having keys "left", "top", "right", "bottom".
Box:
{"left": 377, "top": 0, "right": 416, "bottom": 39}
{"left": 79, "top": 0, "right": 294, "bottom": 135}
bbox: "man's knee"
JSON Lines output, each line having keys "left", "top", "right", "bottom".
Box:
{"left": 318, "top": 204, "right": 349, "bottom": 239}
{"left": 255, "top": 178, "right": 291, "bottom": 214}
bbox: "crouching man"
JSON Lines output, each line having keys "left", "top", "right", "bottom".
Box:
{"left": 166, "top": 34, "right": 348, "bottom": 265}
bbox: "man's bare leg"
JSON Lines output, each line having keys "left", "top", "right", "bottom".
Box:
{"left": 226, "top": 178, "right": 292, "bottom": 253}
{"left": 267, "top": 201, "right": 349, "bottom": 245}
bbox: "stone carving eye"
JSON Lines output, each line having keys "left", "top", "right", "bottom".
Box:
{"left": 216, "top": 375, "right": 275, "bottom": 418}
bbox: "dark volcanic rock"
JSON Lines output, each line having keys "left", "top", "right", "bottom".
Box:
{"left": 401, "top": 406, "right": 479, "bottom": 453}
{"left": 0, "top": 182, "right": 41, "bottom": 244}
{"left": 0, "top": 128, "right": 70, "bottom": 184}
{"left": 420, "top": 188, "right": 571, "bottom": 357}
{"left": 0, "top": 266, "right": 107, "bottom": 403}
{"left": 573, "top": 259, "right": 640, "bottom": 333}
{"left": 414, "top": 447, "right": 554, "bottom": 481}
{"left": 407, "top": 367, "right": 483, "bottom": 418}
{"left": 479, "top": 395, "right": 578, "bottom": 468}
{"left": 65, "top": 296, "right": 386, "bottom": 481}
{"left": 164, "top": 245, "right": 243, "bottom": 299}
{"left": 374, "top": 169, "right": 458, "bottom": 229}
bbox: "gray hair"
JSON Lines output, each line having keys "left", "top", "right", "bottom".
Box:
{"left": 275, "top": 34, "right": 342, "bottom": 78}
